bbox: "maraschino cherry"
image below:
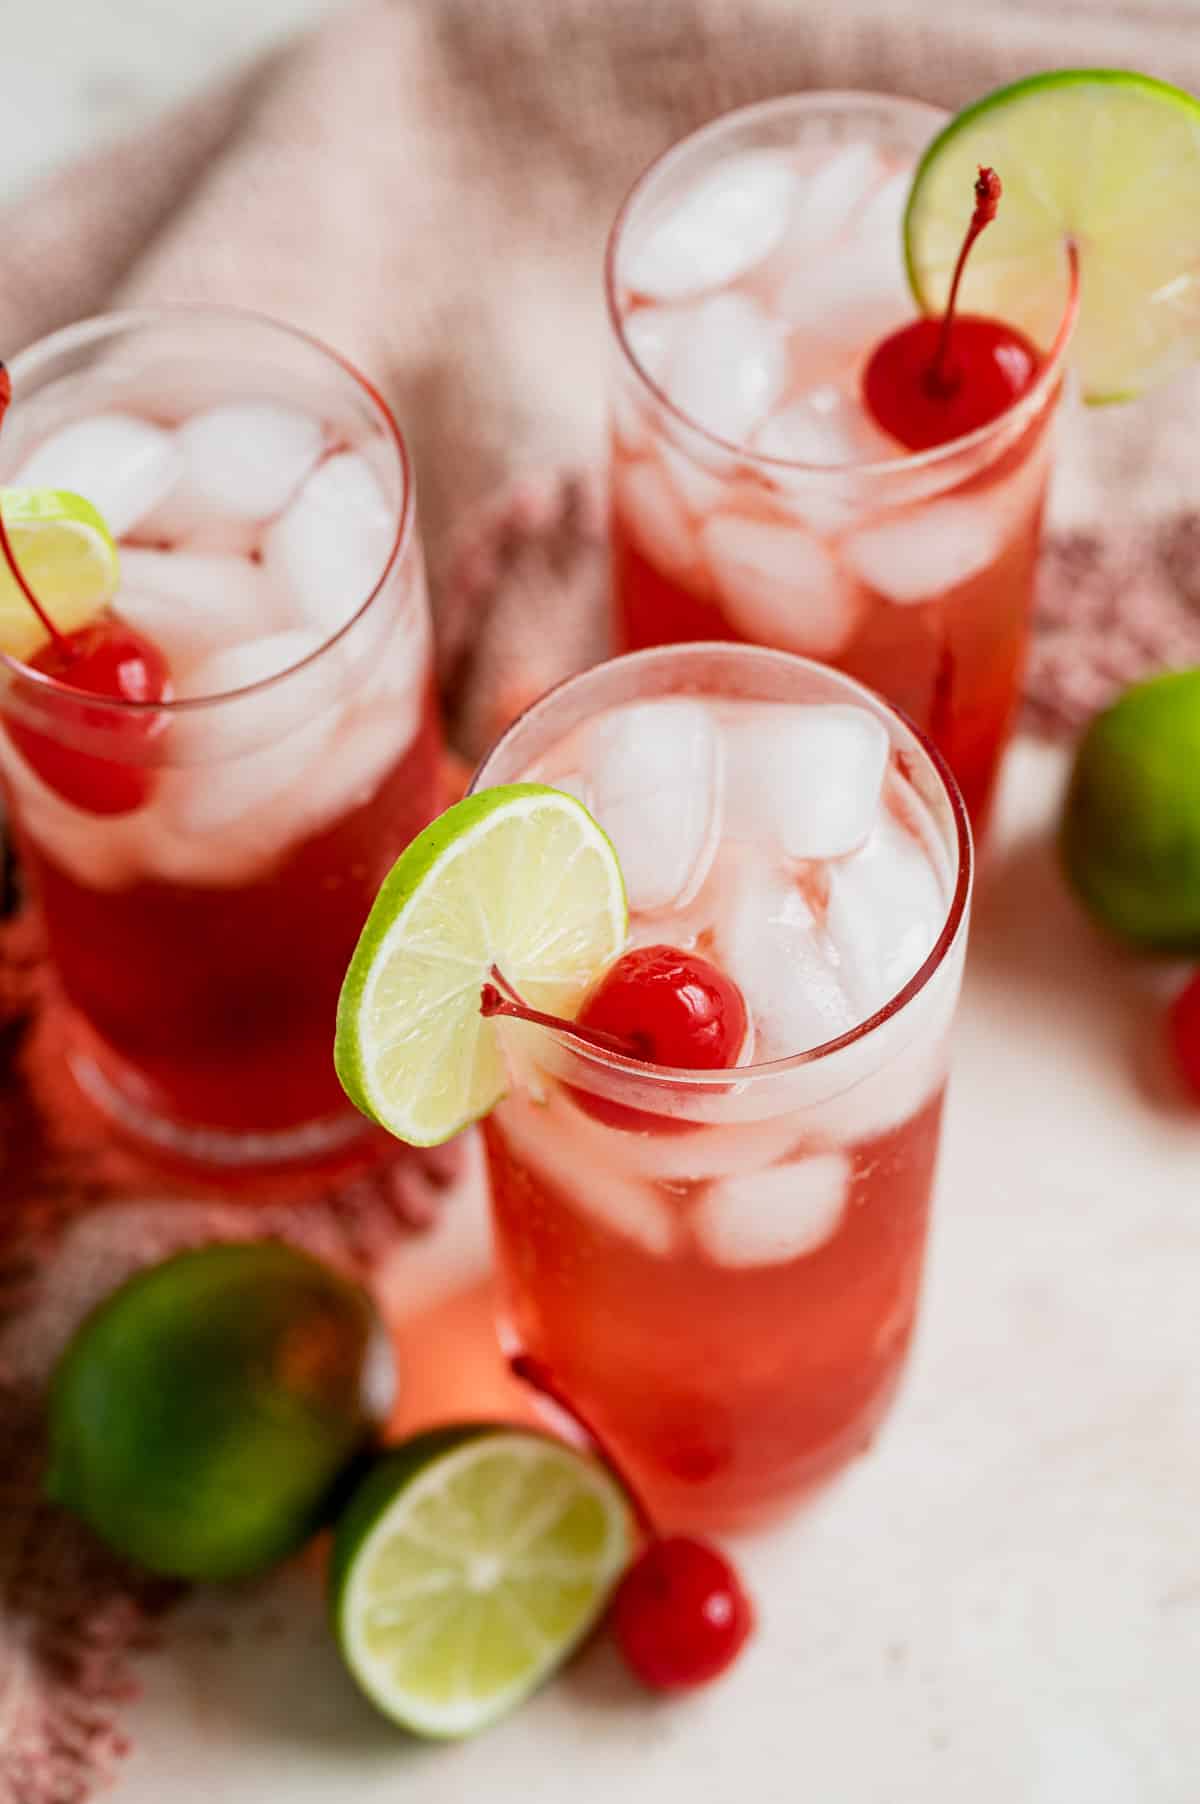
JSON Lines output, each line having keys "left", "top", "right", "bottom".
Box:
{"left": 511, "top": 1354, "right": 754, "bottom": 1692}
{"left": 862, "top": 166, "right": 1042, "bottom": 451}
{"left": 480, "top": 943, "right": 747, "bottom": 1131}
{"left": 0, "top": 359, "right": 171, "bottom": 815}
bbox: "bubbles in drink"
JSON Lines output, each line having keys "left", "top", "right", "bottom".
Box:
{"left": 16, "top": 413, "right": 182, "bottom": 537}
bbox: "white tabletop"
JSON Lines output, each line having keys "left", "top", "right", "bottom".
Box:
{"left": 112, "top": 736, "right": 1200, "bottom": 1804}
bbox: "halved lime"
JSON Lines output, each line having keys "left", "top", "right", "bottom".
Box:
{"left": 904, "top": 70, "right": 1200, "bottom": 402}
{"left": 330, "top": 1426, "right": 635, "bottom": 1738}
{"left": 335, "top": 784, "right": 627, "bottom": 1146}
{"left": 46, "top": 1242, "right": 393, "bottom": 1583}
{"left": 0, "top": 488, "right": 119, "bottom": 659}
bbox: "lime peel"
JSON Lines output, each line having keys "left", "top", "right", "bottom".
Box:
{"left": 904, "top": 69, "right": 1200, "bottom": 403}
{"left": 330, "top": 1426, "right": 636, "bottom": 1738}
{"left": 0, "top": 488, "right": 119, "bottom": 660}
{"left": 335, "top": 784, "right": 627, "bottom": 1147}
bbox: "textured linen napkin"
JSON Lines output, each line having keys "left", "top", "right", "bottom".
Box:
{"left": 5, "top": 2, "right": 1200, "bottom": 1797}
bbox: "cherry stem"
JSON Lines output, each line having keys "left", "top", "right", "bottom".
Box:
{"left": 0, "top": 358, "right": 68, "bottom": 653}
{"left": 509, "top": 1352, "right": 658, "bottom": 1537}
{"left": 927, "top": 165, "right": 1003, "bottom": 396}
{"left": 480, "top": 964, "right": 644, "bottom": 1060}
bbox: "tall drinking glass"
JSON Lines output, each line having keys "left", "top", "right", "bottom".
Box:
{"left": 473, "top": 644, "right": 971, "bottom": 1532}
{"left": 607, "top": 93, "right": 1072, "bottom": 831}
{"left": 0, "top": 309, "right": 442, "bottom": 1173}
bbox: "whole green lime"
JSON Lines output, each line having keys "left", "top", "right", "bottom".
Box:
{"left": 46, "top": 1241, "right": 394, "bottom": 1582}
{"left": 1061, "top": 668, "right": 1200, "bottom": 949}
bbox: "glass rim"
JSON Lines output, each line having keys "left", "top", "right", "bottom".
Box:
{"left": 0, "top": 303, "right": 415, "bottom": 717}
{"left": 469, "top": 641, "right": 973, "bottom": 1090}
{"left": 605, "top": 88, "right": 1078, "bottom": 483}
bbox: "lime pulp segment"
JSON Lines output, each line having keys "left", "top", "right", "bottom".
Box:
{"left": 331, "top": 1427, "right": 635, "bottom": 1738}
{"left": 334, "top": 784, "right": 628, "bottom": 1146}
{"left": 0, "top": 488, "right": 120, "bottom": 660}
{"left": 904, "top": 70, "right": 1200, "bottom": 402}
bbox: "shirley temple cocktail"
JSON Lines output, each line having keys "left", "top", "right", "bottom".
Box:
{"left": 607, "top": 93, "right": 1071, "bottom": 830}
{"left": 338, "top": 644, "right": 972, "bottom": 1533}
{"left": 0, "top": 310, "right": 441, "bottom": 1168}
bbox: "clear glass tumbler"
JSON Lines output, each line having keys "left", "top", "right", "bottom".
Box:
{"left": 473, "top": 643, "right": 972, "bottom": 1532}
{"left": 0, "top": 308, "right": 442, "bottom": 1173}
{"left": 607, "top": 93, "right": 1073, "bottom": 832}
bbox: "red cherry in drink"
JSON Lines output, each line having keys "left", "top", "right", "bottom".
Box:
{"left": 577, "top": 944, "right": 747, "bottom": 1069}
{"left": 0, "top": 421, "right": 172, "bottom": 816}
{"left": 4, "top": 618, "right": 171, "bottom": 816}
{"left": 481, "top": 945, "right": 748, "bottom": 1132}
{"left": 862, "top": 166, "right": 1043, "bottom": 452}
{"left": 1167, "top": 973, "right": 1200, "bottom": 1101}
{"left": 610, "top": 1534, "right": 755, "bottom": 1692}
{"left": 571, "top": 944, "right": 747, "bottom": 1132}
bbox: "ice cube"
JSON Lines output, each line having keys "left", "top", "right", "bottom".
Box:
{"left": 723, "top": 703, "right": 889, "bottom": 860}
{"left": 175, "top": 628, "right": 323, "bottom": 704}
{"left": 774, "top": 155, "right": 911, "bottom": 352}
{"left": 613, "top": 459, "right": 698, "bottom": 577}
{"left": 658, "top": 440, "right": 727, "bottom": 516}
{"left": 498, "top": 1091, "right": 678, "bottom": 1257}
{"left": 753, "top": 386, "right": 902, "bottom": 533}
{"left": 623, "top": 303, "right": 682, "bottom": 382}
{"left": 755, "top": 384, "right": 899, "bottom": 468}
{"left": 842, "top": 499, "right": 1004, "bottom": 605}
{"left": 700, "top": 513, "right": 863, "bottom": 657}
{"left": 717, "top": 856, "right": 857, "bottom": 1058}
{"left": 788, "top": 144, "right": 883, "bottom": 249}
{"left": 291, "top": 708, "right": 410, "bottom": 835}
{"left": 0, "top": 738, "right": 145, "bottom": 890}
{"left": 162, "top": 627, "right": 341, "bottom": 834}
{"left": 139, "top": 814, "right": 280, "bottom": 889}
{"left": 160, "top": 713, "right": 338, "bottom": 838}
{"left": 825, "top": 803, "right": 946, "bottom": 1019}
{"left": 263, "top": 452, "right": 393, "bottom": 638}
{"left": 625, "top": 151, "right": 797, "bottom": 301}
{"left": 614, "top": 306, "right": 689, "bottom": 453}
{"left": 15, "top": 414, "right": 182, "bottom": 538}
{"left": 116, "top": 549, "right": 286, "bottom": 670}
{"left": 175, "top": 402, "right": 324, "bottom": 521}
{"left": 693, "top": 1153, "right": 849, "bottom": 1267}
{"left": 666, "top": 293, "right": 787, "bottom": 444}
{"left": 587, "top": 699, "right": 718, "bottom": 912}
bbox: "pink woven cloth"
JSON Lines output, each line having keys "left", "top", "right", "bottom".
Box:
{"left": 4, "top": 2, "right": 1200, "bottom": 1797}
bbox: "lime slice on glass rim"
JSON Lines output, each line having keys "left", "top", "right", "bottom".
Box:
{"left": 0, "top": 488, "right": 119, "bottom": 660}
{"left": 335, "top": 783, "right": 627, "bottom": 1147}
{"left": 330, "top": 1425, "right": 635, "bottom": 1738}
{"left": 904, "top": 69, "right": 1200, "bottom": 403}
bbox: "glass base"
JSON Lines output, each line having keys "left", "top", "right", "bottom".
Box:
{"left": 68, "top": 1043, "right": 372, "bottom": 1177}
